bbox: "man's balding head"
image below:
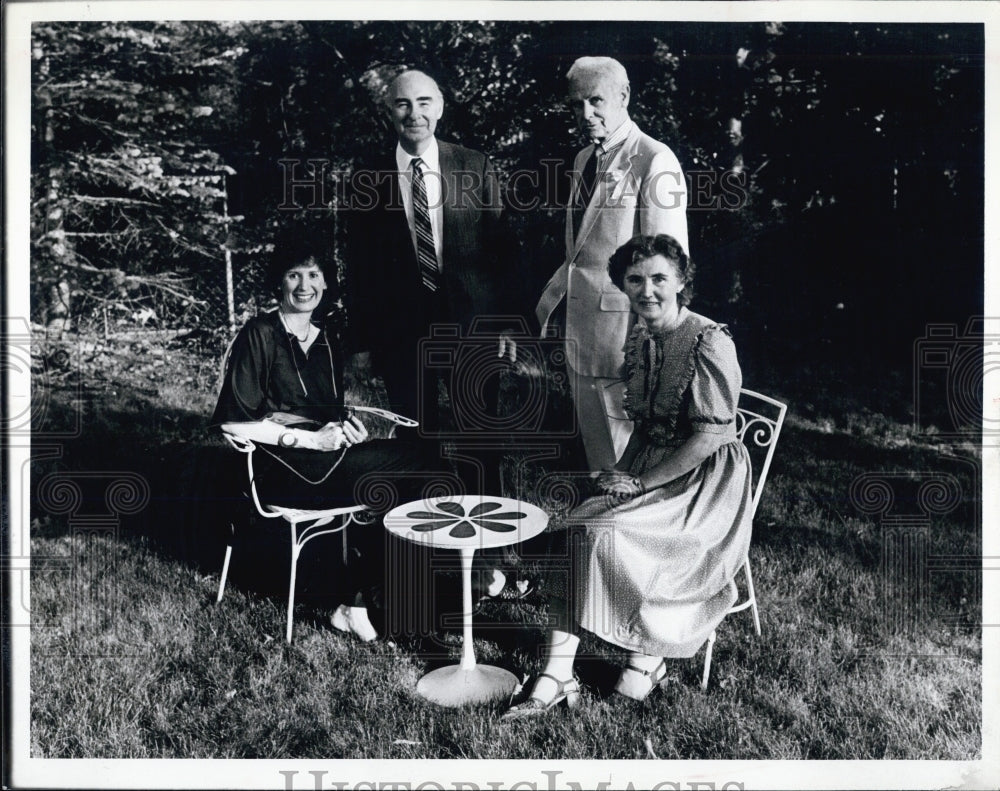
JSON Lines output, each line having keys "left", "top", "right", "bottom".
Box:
{"left": 386, "top": 70, "right": 445, "bottom": 155}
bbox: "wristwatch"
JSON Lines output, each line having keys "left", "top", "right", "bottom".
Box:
{"left": 278, "top": 431, "right": 298, "bottom": 448}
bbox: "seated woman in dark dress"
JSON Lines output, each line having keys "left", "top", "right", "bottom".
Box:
{"left": 211, "top": 231, "right": 440, "bottom": 641}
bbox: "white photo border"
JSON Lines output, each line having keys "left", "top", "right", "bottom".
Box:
{"left": 4, "top": 1, "right": 998, "bottom": 789}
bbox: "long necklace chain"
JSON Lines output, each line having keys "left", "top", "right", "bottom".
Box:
{"left": 277, "top": 311, "right": 337, "bottom": 400}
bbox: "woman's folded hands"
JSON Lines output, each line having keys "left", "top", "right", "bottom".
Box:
{"left": 314, "top": 414, "right": 369, "bottom": 451}
{"left": 595, "top": 470, "right": 645, "bottom": 506}
{"left": 313, "top": 422, "right": 347, "bottom": 451}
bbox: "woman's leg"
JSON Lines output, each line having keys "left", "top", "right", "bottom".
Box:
{"left": 527, "top": 596, "right": 580, "bottom": 696}
{"left": 502, "top": 595, "right": 581, "bottom": 718}
{"left": 333, "top": 521, "right": 382, "bottom": 642}
{"left": 334, "top": 438, "right": 452, "bottom": 637}
{"left": 256, "top": 439, "right": 446, "bottom": 638}
{"left": 533, "top": 523, "right": 583, "bottom": 680}
{"left": 615, "top": 651, "right": 667, "bottom": 699}
{"left": 329, "top": 603, "right": 378, "bottom": 642}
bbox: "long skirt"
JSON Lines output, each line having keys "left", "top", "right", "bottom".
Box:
{"left": 569, "top": 439, "right": 753, "bottom": 658}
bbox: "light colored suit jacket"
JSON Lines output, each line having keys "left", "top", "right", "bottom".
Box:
{"left": 535, "top": 122, "right": 688, "bottom": 378}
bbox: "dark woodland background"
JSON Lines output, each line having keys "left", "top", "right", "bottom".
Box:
{"left": 31, "top": 22, "right": 983, "bottom": 343}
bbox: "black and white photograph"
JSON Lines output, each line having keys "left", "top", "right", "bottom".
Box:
{"left": 3, "top": 2, "right": 997, "bottom": 789}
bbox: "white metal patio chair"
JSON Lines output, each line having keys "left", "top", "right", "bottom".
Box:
{"left": 216, "top": 431, "right": 370, "bottom": 643}
{"left": 214, "top": 332, "right": 416, "bottom": 643}
{"left": 700, "top": 387, "right": 787, "bottom": 690}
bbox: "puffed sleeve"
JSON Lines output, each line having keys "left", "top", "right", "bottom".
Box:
{"left": 688, "top": 325, "right": 742, "bottom": 433}
{"left": 209, "top": 321, "right": 274, "bottom": 426}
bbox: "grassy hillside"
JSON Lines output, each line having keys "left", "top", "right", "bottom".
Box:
{"left": 27, "top": 328, "right": 981, "bottom": 759}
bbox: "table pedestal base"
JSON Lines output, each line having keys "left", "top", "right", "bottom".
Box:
{"left": 415, "top": 664, "right": 518, "bottom": 706}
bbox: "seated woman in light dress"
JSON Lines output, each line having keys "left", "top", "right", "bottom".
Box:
{"left": 504, "top": 233, "right": 753, "bottom": 717}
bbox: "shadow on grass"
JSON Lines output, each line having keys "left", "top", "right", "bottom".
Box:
{"left": 753, "top": 421, "right": 979, "bottom": 553}
{"left": 29, "top": 384, "right": 568, "bottom": 662}
{"left": 29, "top": 379, "right": 980, "bottom": 656}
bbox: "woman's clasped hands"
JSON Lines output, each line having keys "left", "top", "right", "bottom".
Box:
{"left": 595, "top": 469, "right": 646, "bottom": 506}
{"left": 314, "top": 414, "right": 369, "bottom": 451}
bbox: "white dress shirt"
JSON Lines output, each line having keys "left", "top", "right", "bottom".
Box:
{"left": 590, "top": 118, "right": 632, "bottom": 182}
{"left": 395, "top": 139, "right": 444, "bottom": 270}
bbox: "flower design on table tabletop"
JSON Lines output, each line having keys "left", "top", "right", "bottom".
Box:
{"left": 405, "top": 500, "right": 528, "bottom": 539}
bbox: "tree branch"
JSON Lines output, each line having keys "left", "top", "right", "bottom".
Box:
{"left": 71, "top": 195, "right": 161, "bottom": 207}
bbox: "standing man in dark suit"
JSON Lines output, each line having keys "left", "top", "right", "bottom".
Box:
{"left": 346, "top": 69, "right": 515, "bottom": 483}
{"left": 346, "top": 68, "right": 527, "bottom": 603}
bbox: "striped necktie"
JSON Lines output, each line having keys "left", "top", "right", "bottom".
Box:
{"left": 411, "top": 157, "right": 439, "bottom": 292}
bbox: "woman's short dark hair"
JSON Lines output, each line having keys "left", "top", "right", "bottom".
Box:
{"left": 264, "top": 225, "right": 334, "bottom": 293}
{"left": 607, "top": 234, "right": 695, "bottom": 306}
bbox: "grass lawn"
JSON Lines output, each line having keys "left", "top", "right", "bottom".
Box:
{"left": 27, "top": 329, "right": 981, "bottom": 760}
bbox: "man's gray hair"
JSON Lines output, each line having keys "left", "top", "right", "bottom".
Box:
{"left": 566, "top": 57, "right": 630, "bottom": 91}
{"left": 384, "top": 69, "right": 444, "bottom": 107}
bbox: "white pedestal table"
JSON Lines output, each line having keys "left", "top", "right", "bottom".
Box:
{"left": 384, "top": 494, "right": 549, "bottom": 706}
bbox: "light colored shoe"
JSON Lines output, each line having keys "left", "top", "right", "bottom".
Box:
{"left": 614, "top": 658, "right": 667, "bottom": 701}
{"left": 480, "top": 578, "right": 539, "bottom": 604}
{"left": 500, "top": 673, "right": 580, "bottom": 720}
{"left": 330, "top": 604, "right": 351, "bottom": 632}
{"left": 330, "top": 604, "right": 378, "bottom": 643}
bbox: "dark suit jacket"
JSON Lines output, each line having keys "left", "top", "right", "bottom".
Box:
{"left": 346, "top": 139, "right": 517, "bottom": 363}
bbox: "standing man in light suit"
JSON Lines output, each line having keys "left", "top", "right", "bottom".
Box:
{"left": 534, "top": 56, "right": 689, "bottom": 471}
